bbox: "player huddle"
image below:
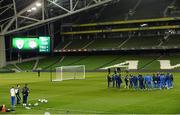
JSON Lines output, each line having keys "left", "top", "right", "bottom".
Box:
{"left": 107, "top": 71, "right": 174, "bottom": 90}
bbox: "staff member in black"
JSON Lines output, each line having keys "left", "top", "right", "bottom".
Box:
{"left": 38, "top": 70, "right": 40, "bottom": 77}
{"left": 15, "top": 84, "right": 21, "bottom": 104}
{"left": 107, "top": 74, "right": 112, "bottom": 88}
{"left": 112, "top": 71, "right": 116, "bottom": 87}
{"left": 22, "top": 84, "right": 29, "bottom": 106}
{"left": 124, "top": 75, "right": 129, "bottom": 89}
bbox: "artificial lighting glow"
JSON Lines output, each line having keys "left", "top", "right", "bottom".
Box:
{"left": 27, "top": 9, "right": 32, "bottom": 12}
{"left": 36, "top": 2, "right": 42, "bottom": 7}
{"left": 31, "top": 7, "right": 37, "bottom": 11}
{"left": 140, "top": 23, "right": 148, "bottom": 27}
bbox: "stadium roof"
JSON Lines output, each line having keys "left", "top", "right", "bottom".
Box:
{"left": 0, "top": 0, "right": 113, "bottom": 35}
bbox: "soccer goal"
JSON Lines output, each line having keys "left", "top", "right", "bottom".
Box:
{"left": 52, "top": 65, "right": 85, "bottom": 81}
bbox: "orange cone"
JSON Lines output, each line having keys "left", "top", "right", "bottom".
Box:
{"left": 1, "top": 104, "right": 6, "bottom": 112}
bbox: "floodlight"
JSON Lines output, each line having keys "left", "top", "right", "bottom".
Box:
{"left": 36, "top": 2, "right": 42, "bottom": 7}
{"left": 31, "top": 7, "right": 37, "bottom": 11}
{"left": 27, "top": 9, "right": 32, "bottom": 12}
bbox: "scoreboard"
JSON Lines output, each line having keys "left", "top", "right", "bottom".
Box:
{"left": 12, "top": 36, "right": 51, "bottom": 53}
{"left": 39, "top": 36, "right": 51, "bottom": 52}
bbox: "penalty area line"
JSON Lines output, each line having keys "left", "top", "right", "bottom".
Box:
{"left": 46, "top": 107, "right": 110, "bottom": 114}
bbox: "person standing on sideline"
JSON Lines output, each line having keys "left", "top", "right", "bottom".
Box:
{"left": 22, "top": 84, "right": 29, "bottom": 106}
{"left": 112, "top": 74, "right": 115, "bottom": 87}
{"left": 107, "top": 74, "right": 112, "bottom": 88}
{"left": 15, "top": 84, "right": 21, "bottom": 105}
{"left": 37, "top": 70, "right": 40, "bottom": 77}
{"left": 10, "top": 86, "right": 16, "bottom": 111}
{"left": 169, "top": 73, "right": 174, "bottom": 88}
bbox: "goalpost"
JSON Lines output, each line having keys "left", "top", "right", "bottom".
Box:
{"left": 52, "top": 65, "right": 85, "bottom": 81}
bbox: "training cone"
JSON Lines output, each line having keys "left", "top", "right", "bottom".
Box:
{"left": 1, "top": 104, "right": 6, "bottom": 112}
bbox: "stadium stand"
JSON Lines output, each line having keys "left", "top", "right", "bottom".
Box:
{"left": 144, "top": 54, "right": 180, "bottom": 70}
{"left": 40, "top": 54, "right": 180, "bottom": 71}
{"left": 0, "top": 68, "right": 11, "bottom": 72}
{"left": 65, "top": 38, "right": 91, "bottom": 49}
{"left": 101, "top": 55, "right": 161, "bottom": 69}
{"left": 55, "top": 40, "right": 71, "bottom": 50}
{"left": 72, "top": 55, "right": 121, "bottom": 70}
{"left": 50, "top": 56, "right": 87, "bottom": 70}
{"left": 4, "top": 64, "right": 17, "bottom": 70}
{"left": 44, "top": 55, "right": 120, "bottom": 70}
{"left": 55, "top": 35, "right": 180, "bottom": 50}
{"left": 161, "top": 35, "right": 180, "bottom": 48}
{"left": 16, "top": 60, "right": 36, "bottom": 71}
{"left": 1, "top": 64, "right": 19, "bottom": 72}
{"left": 86, "top": 38, "right": 127, "bottom": 49}
{"left": 121, "top": 36, "right": 161, "bottom": 48}
{"left": 37, "top": 56, "right": 62, "bottom": 70}
{"left": 2, "top": 54, "right": 180, "bottom": 72}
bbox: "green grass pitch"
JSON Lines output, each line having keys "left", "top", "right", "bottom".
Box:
{"left": 0, "top": 72, "right": 180, "bottom": 114}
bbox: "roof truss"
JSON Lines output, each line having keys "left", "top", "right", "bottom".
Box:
{"left": 0, "top": 0, "right": 113, "bottom": 35}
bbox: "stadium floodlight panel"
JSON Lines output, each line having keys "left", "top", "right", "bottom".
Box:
{"left": 31, "top": 7, "right": 37, "bottom": 11}
{"left": 27, "top": 9, "right": 32, "bottom": 12}
{"left": 36, "top": 2, "right": 42, "bottom": 7}
{"left": 140, "top": 23, "right": 148, "bottom": 27}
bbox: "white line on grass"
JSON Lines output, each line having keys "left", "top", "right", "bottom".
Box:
{"left": 46, "top": 107, "right": 111, "bottom": 114}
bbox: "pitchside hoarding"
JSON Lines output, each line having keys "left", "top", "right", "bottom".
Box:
{"left": 12, "top": 36, "right": 50, "bottom": 53}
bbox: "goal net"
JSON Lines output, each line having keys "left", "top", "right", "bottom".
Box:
{"left": 53, "top": 65, "right": 85, "bottom": 81}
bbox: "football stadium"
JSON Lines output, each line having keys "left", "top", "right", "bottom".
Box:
{"left": 0, "top": 0, "right": 180, "bottom": 114}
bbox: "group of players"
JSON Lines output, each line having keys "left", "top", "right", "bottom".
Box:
{"left": 107, "top": 71, "right": 174, "bottom": 90}
{"left": 10, "top": 84, "right": 29, "bottom": 111}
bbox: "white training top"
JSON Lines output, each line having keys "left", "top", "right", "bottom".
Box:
{"left": 15, "top": 89, "right": 18, "bottom": 94}
{"left": 10, "top": 88, "right": 15, "bottom": 97}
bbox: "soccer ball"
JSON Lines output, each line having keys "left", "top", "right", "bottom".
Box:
{"left": 23, "top": 103, "right": 27, "bottom": 107}
{"left": 25, "top": 107, "right": 31, "bottom": 110}
{"left": 44, "top": 100, "right": 48, "bottom": 103}
{"left": 34, "top": 103, "right": 39, "bottom": 106}
{"left": 28, "top": 103, "right": 31, "bottom": 106}
{"left": 44, "top": 112, "right": 51, "bottom": 115}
